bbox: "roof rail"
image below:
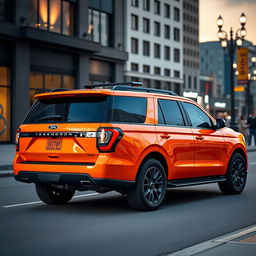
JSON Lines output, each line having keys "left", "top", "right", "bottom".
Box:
{"left": 112, "top": 86, "right": 178, "bottom": 96}
{"left": 50, "top": 88, "right": 71, "bottom": 93}
{"left": 84, "top": 82, "right": 143, "bottom": 89}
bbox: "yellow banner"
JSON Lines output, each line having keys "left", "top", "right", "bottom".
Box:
{"left": 237, "top": 48, "right": 248, "bottom": 85}
{"left": 234, "top": 85, "right": 245, "bottom": 92}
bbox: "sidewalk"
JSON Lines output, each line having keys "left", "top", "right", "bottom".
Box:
{"left": 1, "top": 143, "right": 256, "bottom": 177}
{"left": 168, "top": 225, "right": 256, "bottom": 256}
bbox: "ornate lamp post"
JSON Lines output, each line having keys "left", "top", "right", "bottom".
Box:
{"left": 217, "top": 13, "right": 247, "bottom": 129}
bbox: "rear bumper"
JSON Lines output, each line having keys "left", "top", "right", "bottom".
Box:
{"left": 14, "top": 171, "right": 135, "bottom": 189}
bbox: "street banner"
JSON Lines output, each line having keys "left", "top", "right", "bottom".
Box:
{"left": 237, "top": 47, "right": 248, "bottom": 85}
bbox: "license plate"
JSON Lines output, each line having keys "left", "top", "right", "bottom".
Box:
{"left": 46, "top": 139, "right": 62, "bottom": 150}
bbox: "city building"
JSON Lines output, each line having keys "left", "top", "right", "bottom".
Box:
{"left": 0, "top": 0, "right": 128, "bottom": 143}
{"left": 124, "top": 0, "right": 183, "bottom": 95}
{"left": 182, "top": 0, "right": 199, "bottom": 100}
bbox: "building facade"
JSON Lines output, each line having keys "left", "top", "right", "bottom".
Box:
{"left": 0, "top": 0, "right": 128, "bottom": 143}
{"left": 124, "top": 0, "right": 183, "bottom": 95}
{"left": 182, "top": 0, "right": 199, "bottom": 99}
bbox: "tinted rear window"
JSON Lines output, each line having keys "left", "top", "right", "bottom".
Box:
{"left": 23, "top": 96, "right": 147, "bottom": 124}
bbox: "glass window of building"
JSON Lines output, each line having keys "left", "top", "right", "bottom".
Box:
{"left": 194, "top": 76, "right": 197, "bottom": 90}
{"left": 143, "top": 79, "right": 150, "bottom": 88}
{"left": 164, "top": 46, "right": 170, "bottom": 60}
{"left": 28, "top": 0, "right": 74, "bottom": 35}
{"left": 164, "top": 68, "right": 171, "bottom": 76}
{"left": 174, "top": 70, "right": 180, "bottom": 78}
{"left": 155, "top": 80, "right": 161, "bottom": 89}
{"left": 154, "top": 0, "right": 160, "bottom": 15}
{"left": 154, "top": 43, "right": 161, "bottom": 59}
{"left": 143, "top": 0, "right": 150, "bottom": 11}
{"left": 164, "top": 25, "right": 170, "bottom": 39}
{"left": 143, "top": 40, "right": 150, "bottom": 56}
{"left": 154, "top": 67, "right": 161, "bottom": 75}
{"left": 174, "top": 48, "right": 180, "bottom": 63}
{"left": 164, "top": 3, "right": 170, "bottom": 18}
{"left": 131, "top": 63, "right": 139, "bottom": 71}
{"left": 154, "top": 21, "right": 161, "bottom": 36}
{"left": 131, "top": 38, "right": 139, "bottom": 54}
{"left": 29, "top": 72, "right": 75, "bottom": 106}
{"left": 131, "top": 14, "right": 138, "bottom": 30}
{"left": 0, "top": 0, "right": 6, "bottom": 21}
{"left": 174, "top": 27, "right": 180, "bottom": 42}
{"left": 188, "top": 75, "right": 192, "bottom": 88}
{"left": 143, "top": 65, "right": 150, "bottom": 73}
{"left": 143, "top": 18, "right": 150, "bottom": 33}
{"left": 131, "top": 0, "right": 139, "bottom": 7}
{"left": 174, "top": 7, "right": 180, "bottom": 22}
{"left": 0, "top": 66, "right": 11, "bottom": 142}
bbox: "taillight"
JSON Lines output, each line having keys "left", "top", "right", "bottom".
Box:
{"left": 97, "top": 127, "right": 123, "bottom": 152}
{"left": 16, "top": 128, "right": 21, "bottom": 152}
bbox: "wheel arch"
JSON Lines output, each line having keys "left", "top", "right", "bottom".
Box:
{"left": 231, "top": 147, "right": 248, "bottom": 170}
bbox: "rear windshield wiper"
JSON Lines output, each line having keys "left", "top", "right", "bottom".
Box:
{"left": 38, "top": 115, "right": 63, "bottom": 121}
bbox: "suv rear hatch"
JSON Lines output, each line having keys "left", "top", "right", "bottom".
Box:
{"left": 17, "top": 91, "right": 112, "bottom": 165}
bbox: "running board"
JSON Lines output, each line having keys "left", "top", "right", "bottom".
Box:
{"left": 167, "top": 176, "right": 226, "bottom": 188}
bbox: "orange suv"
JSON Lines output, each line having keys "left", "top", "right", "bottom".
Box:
{"left": 13, "top": 82, "right": 248, "bottom": 210}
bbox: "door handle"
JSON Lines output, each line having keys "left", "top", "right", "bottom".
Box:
{"left": 195, "top": 136, "right": 204, "bottom": 140}
{"left": 160, "top": 134, "right": 170, "bottom": 139}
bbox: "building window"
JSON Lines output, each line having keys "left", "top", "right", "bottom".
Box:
{"left": 194, "top": 76, "right": 197, "bottom": 90}
{"left": 188, "top": 75, "right": 191, "bottom": 88}
{"left": 164, "top": 25, "right": 170, "bottom": 39}
{"left": 143, "top": 0, "right": 150, "bottom": 11}
{"left": 29, "top": 72, "right": 75, "bottom": 106}
{"left": 164, "top": 3, "right": 170, "bottom": 18}
{"left": 154, "top": 43, "right": 161, "bottom": 59}
{"left": 174, "top": 27, "right": 180, "bottom": 42}
{"left": 164, "top": 68, "right": 171, "bottom": 76}
{"left": 143, "top": 79, "right": 150, "bottom": 88}
{"left": 155, "top": 80, "right": 161, "bottom": 89}
{"left": 28, "top": 0, "right": 74, "bottom": 35}
{"left": 154, "top": 21, "right": 161, "bottom": 36}
{"left": 174, "top": 48, "right": 180, "bottom": 63}
{"left": 131, "top": 38, "right": 139, "bottom": 54}
{"left": 0, "top": 66, "right": 11, "bottom": 142}
{"left": 131, "top": 63, "right": 139, "bottom": 72}
{"left": 131, "top": 14, "right": 138, "bottom": 30}
{"left": 88, "top": 8, "right": 112, "bottom": 46}
{"left": 154, "top": 0, "right": 160, "bottom": 15}
{"left": 154, "top": 67, "right": 161, "bottom": 75}
{"left": 174, "top": 70, "right": 180, "bottom": 78}
{"left": 131, "top": 0, "right": 138, "bottom": 7}
{"left": 143, "top": 65, "right": 150, "bottom": 73}
{"left": 174, "top": 7, "right": 180, "bottom": 22}
{"left": 143, "top": 18, "right": 150, "bottom": 33}
{"left": 143, "top": 40, "right": 150, "bottom": 56}
{"left": 164, "top": 46, "right": 170, "bottom": 60}
{"left": 0, "top": 0, "right": 8, "bottom": 21}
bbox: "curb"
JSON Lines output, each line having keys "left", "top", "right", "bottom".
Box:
{"left": 0, "top": 170, "right": 13, "bottom": 177}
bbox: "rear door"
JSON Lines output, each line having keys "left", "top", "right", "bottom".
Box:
{"left": 18, "top": 95, "right": 110, "bottom": 164}
{"left": 182, "top": 101, "right": 226, "bottom": 177}
{"left": 155, "top": 97, "right": 195, "bottom": 180}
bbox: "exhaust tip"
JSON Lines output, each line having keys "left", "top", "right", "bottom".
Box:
{"left": 80, "top": 180, "right": 92, "bottom": 186}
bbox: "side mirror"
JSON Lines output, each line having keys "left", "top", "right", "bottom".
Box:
{"left": 216, "top": 118, "right": 226, "bottom": 129}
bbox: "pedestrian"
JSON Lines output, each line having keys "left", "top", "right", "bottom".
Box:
{"left": 247, "top": 113, "right": 256, "bottom": 146}
{"left": 238, "top": 115, "right": 247, "bottom": 141}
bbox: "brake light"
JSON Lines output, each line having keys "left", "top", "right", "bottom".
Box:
{"left": 97, "top": 127, "right": 123, "bottom": 152}
{"left": 16, "top": 128, "right": 21, "bottom": 152}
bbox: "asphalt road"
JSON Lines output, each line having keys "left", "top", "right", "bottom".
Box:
{"left": 1, "top": 152, "right": 256, "bottom": 256}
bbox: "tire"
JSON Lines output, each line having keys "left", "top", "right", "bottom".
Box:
{"left": 126, "top": 159, "right": 167, "bottom": 211}
{"left": 218, "top": 153, "right": 247, "bottom": 194}
{"left": 35, "top": 183, "right": 75, "bottom": 204}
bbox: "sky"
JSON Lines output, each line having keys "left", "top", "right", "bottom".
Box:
{"left": 199, "top": 0, "right": 256, "bottom": 44}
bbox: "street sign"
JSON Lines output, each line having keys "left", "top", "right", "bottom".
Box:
{"left": 237, "top": 48, "right": 248, "bottom": 85}
{"left": 234, "top": 85, "right": 245, "bottom": 92}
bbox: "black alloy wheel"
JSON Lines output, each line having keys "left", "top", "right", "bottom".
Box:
{"left": 218, "top": 153, "right": 247, "bottom": 194}
{"left": 126, "top": 159, "right": 167, "bottom": 211}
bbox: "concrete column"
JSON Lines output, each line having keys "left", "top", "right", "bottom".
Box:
{"left": 77, "top": 0, "right": 89, "bottom": 38}
{"left": 114, "top": 0, "right": 125, "bottom": 50}
{"left": 114, "top": 63, "right": 124, "bottom": 82}
{"left": 14, "top": 0, "right": 29, "bottom": 26}
{"left": 12, "top": 42, "right": 30, "bottom": 141}
{"left": 77, "top": 55, "right": 90, "bottom": 88}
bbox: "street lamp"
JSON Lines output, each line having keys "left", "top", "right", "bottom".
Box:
{"left": 217, "top": 13, "right": 247, "bottom": 129}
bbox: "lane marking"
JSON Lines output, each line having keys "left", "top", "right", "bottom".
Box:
{"left": 167, "top": 225, "right": 256, "bottom": 256}
{"left": 2, "top": 192, "right": 99, "bottom": 208}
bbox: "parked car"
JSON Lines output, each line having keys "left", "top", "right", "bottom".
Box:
{"left": 13, "top": 82, "right": 248, "bottom": 211}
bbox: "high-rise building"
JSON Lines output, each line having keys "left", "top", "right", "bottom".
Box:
{"left": 182, "top": 0, "right": 199, "bottom": 99}
{"left": 0, "top": 0, "right": 128, "bottom": 143}
{"left": 124, "top": 0, "right": 183, "bottom": 95}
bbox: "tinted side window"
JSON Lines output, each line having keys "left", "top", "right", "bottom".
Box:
{"left": 183, "top": 102, "right": 212, "bottom": 128}
{"left": 109, "top": 96, "right": 147, "bottom": 123}
{"left": 158, "top": 99, "right": 184, "bottom": 126}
